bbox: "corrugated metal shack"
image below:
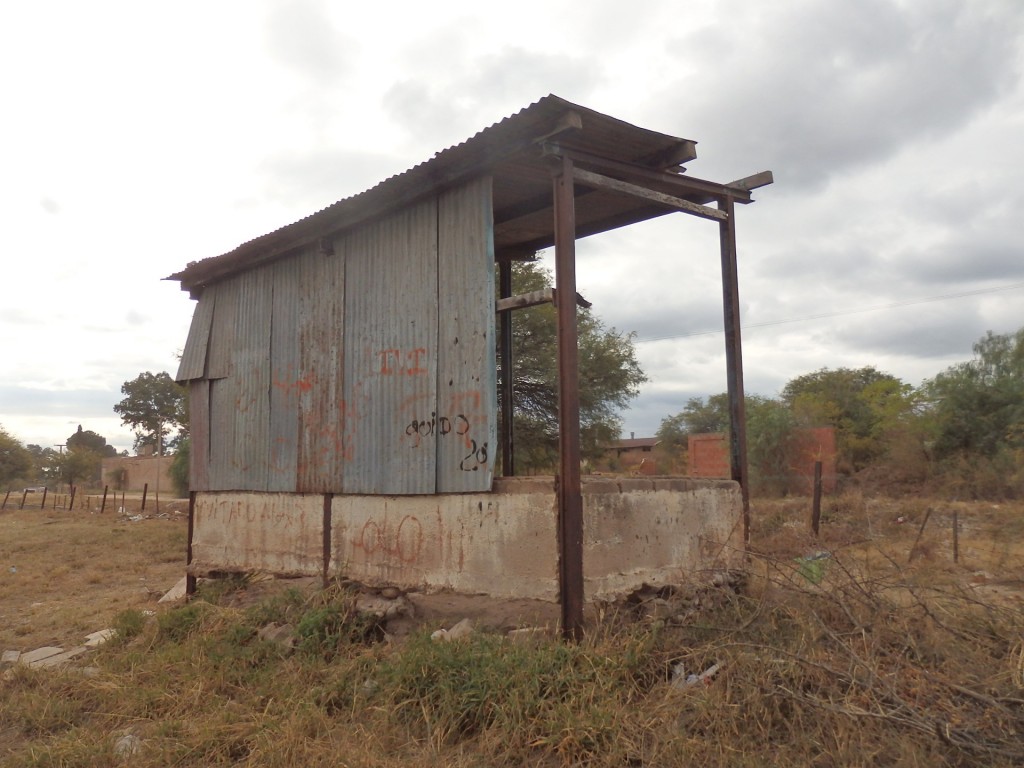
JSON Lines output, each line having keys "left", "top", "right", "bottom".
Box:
{"left": 170, "top": 95, "right": 771, "bottom": 636}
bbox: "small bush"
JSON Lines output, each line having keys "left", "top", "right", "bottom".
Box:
{"left": 112, "top": 608, "right": 147, "bottom": 641}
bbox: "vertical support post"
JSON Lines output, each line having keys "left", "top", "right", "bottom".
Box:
{"left": 101, "top": 485, "right": 108, "bottom": 513}
{"left": 20, "top": 490, "right": 27, "bottom": 509}
{"left": 69, "top": 485, "right": 76, "bottom": 511}
{"left": 322, "top": 494, "right": 332, "bottom": 589}
{"left": 718, "top": 195, "right": 751, "bottom": 547}
{"left": 810, "top": 461, "right": 823, "bottom": 536}
{"left": 40, "top": 488, "right": 48, "bottom": 510}
{"left": 499, "top": 259, "right": 515, "bottom": 477}
{"left": 553, "top": 153, "right": 584, "bottom": 640}
{"left": 186, "top": 491, "right": 197, "bottom": 597}
{"left": 141, "top": 483, "right": 148, "bottom": 511}
{"left": 1, "top": 490, "right": 9, "bottom": 509}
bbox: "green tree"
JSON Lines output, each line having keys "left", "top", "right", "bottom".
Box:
{"left": 502, "top": 261, "right": 647, "bottom": 473}
{"left": 113, "top": 372, "right": 188, "bottom": 454}
{"left": 66, "top": 425, "right": 117, "bottom": 458}
{"left": 51, "top": 448, "right": 102, "bottom": 489}
{"left": 0, "top": 426, "right": 32, "bottom": 488}
{"left": 925, "top": 328, "right": 1024, "bottom": 496}
{"left": 781, "top": 366, "right": 917, "bottom": 472}
{"left": 169, "top": 437, "right": 190, "bottom": 496}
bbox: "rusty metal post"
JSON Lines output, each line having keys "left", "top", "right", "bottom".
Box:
{"left": 186, "top": 491, "right": 197, "bottom": 597}
{"left": 101, "top": 485, "right": 108, "bottom": 513}
{"left": 553, "top": 153, "right": 584, "bottom": 640}
{"left": 141, "top": 483, "right": 148, "bottom": 511}
{"left": 40, "top": 487, "right": 48, "bottom": 510}
{"left": 810, "top": 461, "right": 823, "bottom": 536}
{"left": 499, "top": 259, "right": 515, "bottom": 477}
{"left": 718, "top": 195, "right": 751, "bottom": 547}
{"left": 322, "top": 494, "right": 332, "bottom": 589}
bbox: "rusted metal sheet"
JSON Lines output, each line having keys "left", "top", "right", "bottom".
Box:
{"left": 207, "top": 376, "right": 236, "bottom": 490}
{"left": 342, "top": 200, "right": 439, "bottom": 494}
{"left": 267, "top": 255, "right": 303, "bottom": 491}
{"left": 207, "top": 280, "right": 238, "bottom": 380}
{"left": 189, "top": 379, "right": 210, "bottom": 490}
{"left": 176, "top": 291, "right": 215, "bottom": 382}
{"left": 231, "top": 267, "right": 273, "bottom": 491}
{"left": 296, "top": 240, "right": 346, "bottom": 492}
{"left": 436, "top": 176, "right": 496, "bottom": 492}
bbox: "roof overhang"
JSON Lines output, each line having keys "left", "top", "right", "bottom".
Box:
{"left": 169, "top": 95, "right": 771, "bottom": 294}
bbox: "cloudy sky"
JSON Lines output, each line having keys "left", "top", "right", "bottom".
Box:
{"left": 2, "top": 0, "right": 1022, "bottom": 453}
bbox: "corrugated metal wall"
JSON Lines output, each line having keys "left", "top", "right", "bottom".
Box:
{"left": 176, "top": 176, "right": 496, "bottom": 494}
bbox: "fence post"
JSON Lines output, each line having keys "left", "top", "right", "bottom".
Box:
{"left": 20, "top": 490, "right": 28, "bottom": 509}
{"left": 141, "top": 483, "right": 148, "bottom": 511}
{"left": 810, "top": 461, "right": 823, "bottom": 536}
{"left": 40, "top": 488, "right": 48, "bottom": 509}
{"left": 69, "top": 486, "right": 76, "bottom": 511}
{"left": 908, "top": 507, "right": 933, "bottom": 563}
{"left": 101, "top": 485, "right": 108, "bottom": 513}
{"left": 1, "top": 490, "right": 10, "bottom": 509}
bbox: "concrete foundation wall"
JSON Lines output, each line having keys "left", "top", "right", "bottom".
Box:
{"left": 189, "top": 476, "right": 744, "bottom": 602}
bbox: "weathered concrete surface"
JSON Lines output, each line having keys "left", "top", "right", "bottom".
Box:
{"left": 190, "top": 477, "right": 743, "bottom": 602}
{"left": 190, "top": 492, "right": 324, "bottom": 575}
{"left": 332, "top": 483, "right": 559, "bottom": 600}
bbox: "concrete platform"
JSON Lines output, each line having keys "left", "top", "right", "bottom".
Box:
{"left": 189, "top": 476, "right": 744, "bottom": 602}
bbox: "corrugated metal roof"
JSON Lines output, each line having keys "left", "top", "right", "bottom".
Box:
{"left": 169, "top": 95, "right": 699, "bottom": 293}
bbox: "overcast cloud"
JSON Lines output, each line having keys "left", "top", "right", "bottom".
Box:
{"left": 1, "top": 0, "right": 1022, "bottom": 453}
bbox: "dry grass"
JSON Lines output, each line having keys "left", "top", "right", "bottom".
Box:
{"left": 0, "top": 500, "right": 188, "bottom": 651}
{"left": 2, "top": 494, "right": 1024, "bottom": 766}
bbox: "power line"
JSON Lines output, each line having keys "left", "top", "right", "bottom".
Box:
{"left": 635, "top": 280, "right": 1024, "bottom": 343}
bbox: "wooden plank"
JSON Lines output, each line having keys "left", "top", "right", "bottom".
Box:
{"left": 495, "top": 288, "right": 553, "bottom": 313}
{"left": 572, "top": 167, "right": 727, "bottom": 222}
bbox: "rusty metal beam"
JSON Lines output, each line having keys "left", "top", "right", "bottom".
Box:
{"left": 572, "top": 167, "right": 728, "bottom": 222}
{"left": 499, "top": 260, "right": 515, "bottom": 478}
{"left": 553, "top": 153, "right": 584, "bottom": 640}
{"left": 544, "top": 143, "right": 757, "bottom": 204}
{"left": 718, "top": 195, "right": 751, "bottom": 547}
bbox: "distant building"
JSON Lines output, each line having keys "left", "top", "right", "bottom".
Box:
{"left": 100, "top": 456, "right": 174, "bottom": 494}
{"left": 608, "top": 434, "right": 661, "bottom": 475}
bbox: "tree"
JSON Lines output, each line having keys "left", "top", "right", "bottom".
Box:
{"left": 113, "top": 372, "right": 188, "bottom": 454}
{"left": 925, "top": 327, "right": 1024, "bottom": 497}
{"left": 0, "top": 426, "right": 32, "bottom": 487}
{"left": 502, "top": 261, "right": 647, "bottom": 472}
{"left": 66, "top": 425, "right": 117, "bottom": 458}
{"left": 169, "top": 437, "right": 190, "bottom": 496}
{"left": 781, "top": 366, "right": 917, "bottom": 472}
{"left": 51, "top": 448, "right": 102, "bottom": 489}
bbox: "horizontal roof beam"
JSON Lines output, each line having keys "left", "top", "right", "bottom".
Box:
{"left": 572, "top": 168, "right": 728, "bottom": 222}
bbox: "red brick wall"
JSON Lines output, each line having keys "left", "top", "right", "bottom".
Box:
{"left": 688, "top": 427, "right": 838, "bottom": 493}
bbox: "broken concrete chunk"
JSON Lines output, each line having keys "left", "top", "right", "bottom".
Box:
{"left": 85, "top": 629, "right": 116, "bottom": 648}
{"left": 114, "top": 733, "right": 141, "bottom": 758}
{"left": 1, "top": 650, "right": 21, "bottom": 667}
{"left": 356, "top": 594, "right": 414, "bottom": 620}
{"left": 18, "top": 646, "right": 65, "bottom": 666}
{"left": 158, "top": 575, "right": 189, "bottom": 603}
{"left": 431, "top": 618, "right": 474, "bottom": 643}
{"left": 257, "top": 622, "right": 295, "bottom": 650}
{"left": 28, "top": 646, "right": 88, "bottom": 669}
